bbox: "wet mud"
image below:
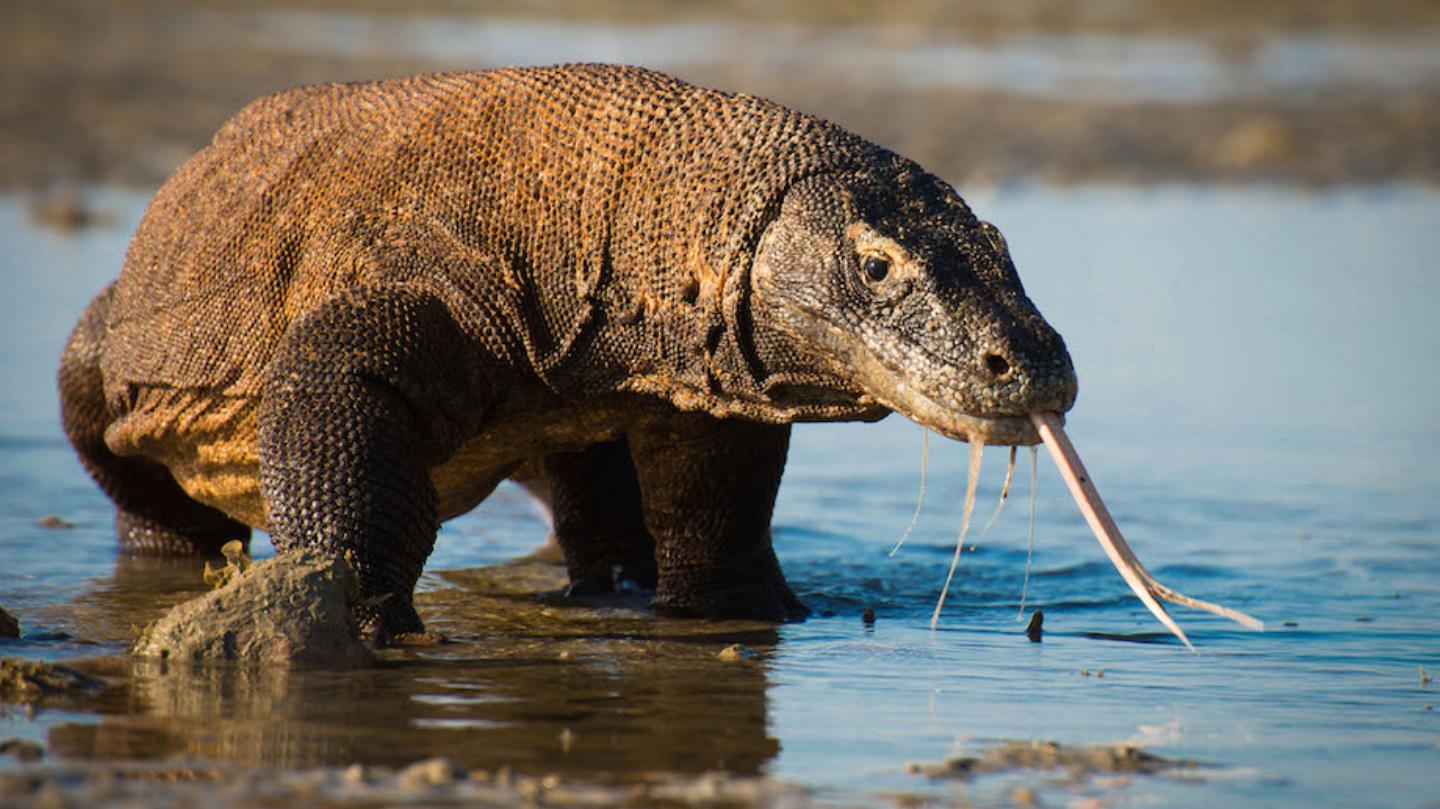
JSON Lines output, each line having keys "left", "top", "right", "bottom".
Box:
{"left": 0, "top": 658, "right": 104, "bottom": 704}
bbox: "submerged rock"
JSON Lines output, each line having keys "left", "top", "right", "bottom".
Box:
{"left": 918, "top": 740, "right": 1199, "bottom": 780}
{"left": 0, "top": 657, "right": 104, "bottom": 703}
{"left": 132, "top": 549, "right": 371, "bottom": 667}
{"left": 717, "top": 643, "right": 758, "bottom": 662}
{"left": 0, "top": 738, "right": 44, "bottom": 762}
{"left": 0, "top": 606, "right": 17, "bottom": 638}
{"left": 396, "top": 757, "right": 468, "bottom": 790}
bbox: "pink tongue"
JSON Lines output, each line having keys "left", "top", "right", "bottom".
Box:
{"left": 1030, "top": 412, "right": 1264, "bottom": 651}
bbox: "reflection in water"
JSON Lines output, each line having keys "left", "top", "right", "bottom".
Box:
{"left": 47, "top": 562, "right": 781, "bottom": 778}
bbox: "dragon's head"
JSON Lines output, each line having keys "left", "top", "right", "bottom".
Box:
{"left": 748, "top": 168, "right": 1076, "bottom": 444}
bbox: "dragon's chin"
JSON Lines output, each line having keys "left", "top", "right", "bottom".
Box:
{"left": 861, "top": 365, "right": 1051, "bottom": 445}
{"left": 897, "top": 404, "right": 1048, "bottom": 446}
{"left": 930, "top": 411, "right": 1047, "bottom": 446}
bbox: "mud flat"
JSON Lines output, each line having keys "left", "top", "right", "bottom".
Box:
{"left": 0, "top": 759, "right": 821, "bottom": 809}
{"left": 4, "top": 0, "right": 1438, "bottom": 191}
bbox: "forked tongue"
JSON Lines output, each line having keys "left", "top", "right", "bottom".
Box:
{"left": 1029, "top": 411, "right": 1264, "bottom": 651}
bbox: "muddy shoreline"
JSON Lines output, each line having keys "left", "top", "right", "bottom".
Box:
{"left": 5, "top": 0, "right": 1438, "bottom": 191}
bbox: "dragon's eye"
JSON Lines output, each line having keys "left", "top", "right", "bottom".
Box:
{"left": 862, "top": 255, "right": 891, "bottom": 283}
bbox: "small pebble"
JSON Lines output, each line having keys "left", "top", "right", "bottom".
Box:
{"left": 341, "top": 763, "right": 368, "bottom": 785}
{"left": 516, "top": 777, "right": 543, "bottom": 800}
{"left": 717, "top": 644, "right": 757, "bottom": 662}
{"left": 36, "top": 515, "right": 75, "bottom": 530}
{"left": 0, "top": 738, "right": 44, "bottom": 762}
{"left": 396, "top": 757, "right": 465, "bottom": 789}
{"left": 861, "top": 608, "right": 876, "bottom": 625}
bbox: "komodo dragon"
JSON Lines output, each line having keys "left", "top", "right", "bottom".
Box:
{"left": 59, "top": 64, "right": 1077, "bottom": 641}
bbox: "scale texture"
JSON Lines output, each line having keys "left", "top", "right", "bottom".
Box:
{"left": 59, "top": 64, "right": 1076, "bottom": 638}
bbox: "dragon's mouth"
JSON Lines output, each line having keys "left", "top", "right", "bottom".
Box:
{"left": 799, "top": 312, "right": 1263, "bottom": 648}
{"left": 871, "top": 349, "right": 1264, "bottom": 648}
{"left": 861, "top": 361, "right": 1047, "bottom": 446}
{"left": 784, "top": 305, "right": 1051, "bottom": 445}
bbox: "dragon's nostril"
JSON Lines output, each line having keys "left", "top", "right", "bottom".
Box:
{"left": 983, "top": 352, "right": 1011, "bottom": 378}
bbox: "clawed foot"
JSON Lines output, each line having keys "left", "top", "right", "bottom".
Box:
{"left": 357, "top": 599, "right": 443, "bottom": 647}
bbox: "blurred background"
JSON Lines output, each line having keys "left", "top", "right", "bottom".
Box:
{"left": 4, "top": 0, "right": 1438, "bottom": 190}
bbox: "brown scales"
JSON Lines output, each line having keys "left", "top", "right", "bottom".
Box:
{"left": 59, "top": 64, "right": 1078, "bottom": 639}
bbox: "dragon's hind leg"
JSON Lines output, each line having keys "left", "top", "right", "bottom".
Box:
{"left": 542, "top": 437, "right": 658, "bottom": 596}
{"left": 627, "top": 412, "right": 807, "bottom": 622}
{"left": 58, "top": 285, "right": 250, "bottom": 555}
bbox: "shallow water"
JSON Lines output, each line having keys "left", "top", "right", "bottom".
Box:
{"left": 1, "top": 185, "right": 1438, "bottom": 807}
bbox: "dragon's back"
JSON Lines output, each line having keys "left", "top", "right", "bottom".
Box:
{"left": 98, "top": 65, "right": 889, "bottom": 498}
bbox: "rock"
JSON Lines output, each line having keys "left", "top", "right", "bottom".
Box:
{"left": 716, "top": 644, "right": 758, "bottom": 662}
{"left": 916, "top": 740, "right": 1199, "bottom": 781}
{"left": 0, "top": 657, "right": 104, "bottom": 702}
{"left": 1214, "top": 116, "right": 1294, "bottom": 169}
{"left": 131, "top": 549, "right": 371, "bottom": 667}
{"left": 0, "top": 606, "right": 17, "bottom": 638}
{"left": 0, "top": 738, "right": 44, "bottom": 762}
{"left": 1025, "top": 610, "right": 1043, "bottom": 642}
{"left": 396, "top": 757, "right": 466, "bottom": 790}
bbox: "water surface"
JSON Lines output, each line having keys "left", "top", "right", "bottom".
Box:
{"left": 1, "top": 185, "right": 1437, "bottom": 807}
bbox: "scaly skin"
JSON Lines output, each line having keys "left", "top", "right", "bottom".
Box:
{"left": 58, "top": 64, "right": 1077, "bottom": 639}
